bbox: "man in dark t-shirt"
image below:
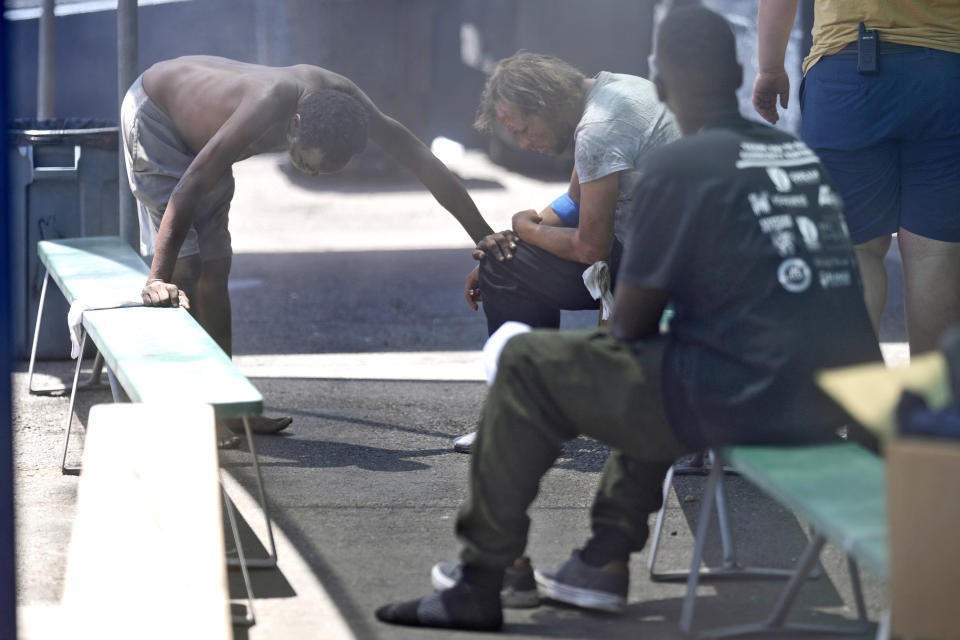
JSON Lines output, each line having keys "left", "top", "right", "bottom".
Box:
{"left": 375, "top": 7, "right": 881, "bottom": 632}
{"left": 628, "top": 117, "right": 879, "bottom": 448}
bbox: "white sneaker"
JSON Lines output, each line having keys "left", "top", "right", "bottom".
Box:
{"left": 452, "top": 431, "right": 476, "bottom": 454}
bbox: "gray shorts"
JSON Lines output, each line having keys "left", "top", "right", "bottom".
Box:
{"left": 120, "top": 75, "right": 233, "bottom": 261}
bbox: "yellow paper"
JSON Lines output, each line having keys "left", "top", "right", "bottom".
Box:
{"left": 816, "top": 352, "right": 952, "bottom": 440}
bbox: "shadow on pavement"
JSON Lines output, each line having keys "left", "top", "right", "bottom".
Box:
{"left": 231, "top": 440, "right": 450, "bottom": 472}
{"left": 277, "top": 161, "right": 506, "bottom": 193}
{"left": 229, "top": 249, "right": 598, "bottom": 356}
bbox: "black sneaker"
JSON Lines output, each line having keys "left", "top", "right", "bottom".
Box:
{"left": 534, "top": 550, "right": 628, "bottom": 613}
{"left": 376, "top": 580, "right": 502, "bottom": 631}
{"left": 431, "top": 557, "right": 540, "bottom": 608}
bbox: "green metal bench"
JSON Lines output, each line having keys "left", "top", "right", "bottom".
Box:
{"left": 680, "top": 442, "right": 887, "bottom": 638}
{"left": 31, "top": 236, "right": 278, "bottom": 582}
{"left": 27, "top": 235, "right": 149, "bottom": 394}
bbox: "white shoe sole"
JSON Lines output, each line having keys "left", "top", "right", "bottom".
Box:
{"left": 452, "top": 431, "right": 476, "bottom": 453}
{"left": 534, "top": 570, "right": 626, "bottom": 614}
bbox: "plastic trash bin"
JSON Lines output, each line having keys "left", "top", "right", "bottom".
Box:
{"left": 9, "top": 118, "right": 120, "bottom": 359}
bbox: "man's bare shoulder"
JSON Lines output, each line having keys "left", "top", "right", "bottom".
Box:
{"left": 148, "top": 57, "right": 361, "bottom": 102}
{"left": 285, "top": 64, "right": 360, "bottom": 96}
{"left": 142, "top": 56, "right": 305, "bottom": 153}
{"left": 147, "top": 56, "right": 291, "bottom": 93}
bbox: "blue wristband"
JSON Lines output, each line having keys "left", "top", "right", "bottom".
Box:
{"left": 550, "top": 193, "right": 580, "bottom": 227}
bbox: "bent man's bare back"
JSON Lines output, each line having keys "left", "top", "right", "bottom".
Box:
{"left": 131, "top": 54, "right": 493, "bottom": 311}
{"left": 142, "top": 55, "right": 351, "bottom": 158}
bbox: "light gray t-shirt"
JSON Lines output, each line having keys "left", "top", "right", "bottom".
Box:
{"left": 574, "top": 71, "right": 680, "bottom": 242}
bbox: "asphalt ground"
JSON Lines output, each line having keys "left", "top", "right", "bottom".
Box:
{"left": 12, "top": 148, "right": 902, "bottom": 639}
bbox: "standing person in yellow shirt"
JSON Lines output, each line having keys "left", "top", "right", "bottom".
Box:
{"left": 753, "top": 1, "right": 960, "bottom": 355}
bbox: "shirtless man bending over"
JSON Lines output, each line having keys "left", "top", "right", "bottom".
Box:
{"left": 121, "top": 56, "right": 495, "bottom": 437}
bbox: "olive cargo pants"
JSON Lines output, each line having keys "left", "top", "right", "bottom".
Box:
{"left": 456, "top": 328, "right": 690, "bottom": 567}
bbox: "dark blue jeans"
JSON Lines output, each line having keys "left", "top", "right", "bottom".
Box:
{"left": 478, "top": 241, "right": 622, "bottom": 334}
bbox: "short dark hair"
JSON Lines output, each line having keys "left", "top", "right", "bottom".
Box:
{"left": 297, "top": 89, "right": 369, "bottom": 163}
{"left": 474, "top": 52, "right": 586, "bottom": 134}
{"left": 656, "top": 6, "right": 740, "bottom": 95}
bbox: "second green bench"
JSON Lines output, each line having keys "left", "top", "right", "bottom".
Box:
{"left": 680, "top": 441, "right": 887, "bottom": 638}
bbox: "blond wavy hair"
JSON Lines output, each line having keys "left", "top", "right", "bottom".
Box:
{"left": 474, "top": 52, "right": 586, "bottom": 134}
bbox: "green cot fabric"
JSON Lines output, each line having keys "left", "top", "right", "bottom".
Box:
{"left": 723, "top": 443, "right": 887, "bottom": 579}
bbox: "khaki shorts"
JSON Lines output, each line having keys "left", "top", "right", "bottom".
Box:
{"left": 120, "top": 75, "right": 234, "bottom": 260}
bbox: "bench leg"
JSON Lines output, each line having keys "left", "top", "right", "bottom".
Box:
{"left": 650, "top": 450, "right": 804, "bottom": 583}
{"left": 224, "top": 417, "right": 278, "bottom": 569}
{"left": 26, "top": 271, "right": 49, "bottom": 394}
{"left": 60, "top": 336, "right": 127, "bottom": 475}
{"left": 60, "top": 331, "right": 87, "bottom": 475}
{"left": 848, "top": 556, "right": 868, "bottom": 625}
{"left": 679, "top": 458, "right": 723, "bottom": 633}
{"left": 220, "top": 471, "right": 256, "bottom": 628}
{"left": 28, "top": 270, "right": 108, "bottom": 395}
{"left": 650, "top": 450, "right": 740, "bottom": 579}
{"left": 646, "top": 463, "right": 677, "bottom": 574}
{"left": 874, "top": 610, "right": 890, "bottom": 640}
{"left": 692, "top": 533, "right": 873, "bottom": 639}
{"left": 105, "top": 366, "right": 125, "bottom": 403}
{"left": 87, "top": 352, "right": 106, "bottom": 387}
{"left": 758, "top": 534, "right": 827, "bottom": 629}
{"left": 714, "top": 455, "right": 736, "bottom": 567}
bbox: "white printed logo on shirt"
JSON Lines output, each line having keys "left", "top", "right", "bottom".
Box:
{"left": 748, "top": 191, "right": 772, "bottom": 216}
{"left": 778, "top": 258, "right": 812, "bottom": 293}
{"left": 795, "top": 216, "right": 821, "bottom": 250}
{"left": 766, "top": 167, "right": 792, "bottom": 192}
{"left": 771, "top": 230, "right": 797, "bottom": 256}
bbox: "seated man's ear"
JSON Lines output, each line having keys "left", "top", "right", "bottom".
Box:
{"left": 288, "top": 113, "right": 301, "bottom": 140}
{"left": 654, "top": 74, "right": 667, "bottom": 104}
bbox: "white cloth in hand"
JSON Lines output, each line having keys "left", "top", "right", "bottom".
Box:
{"left": 582, "top": 260, "right": 614, "bottom": 320}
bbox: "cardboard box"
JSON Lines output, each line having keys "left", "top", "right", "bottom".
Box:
{"left": 887, "top": 438, "right": 960, "bottom": 640}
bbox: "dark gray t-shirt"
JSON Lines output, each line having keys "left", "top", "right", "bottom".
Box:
{"left": 619, "top": 116, "right": 881, "bottom": 448}
{"left": 574, "top": 72, "right": 679, "bottom": 243}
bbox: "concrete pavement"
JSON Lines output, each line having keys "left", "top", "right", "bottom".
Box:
{"left": 12, "top": 148, "right": 897, "bottom": 639}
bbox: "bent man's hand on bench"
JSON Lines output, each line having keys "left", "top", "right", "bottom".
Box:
{"left": 142, "top": 278, "right": 190, "bottom": 309}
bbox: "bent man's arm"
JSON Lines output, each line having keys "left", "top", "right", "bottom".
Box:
{"left": 512, "top": 171, "right": 619, "bottom": 264}
{"left": 353, "top": 87, "right": 493, "bottom": 243}
{"left": 608, "top": 282, "right": 668, "bottom": 342}
{"left": 470, "top": 167, "right": 585, "bottom": 263}
{"left": 753, "top": 0, "right": 799, "bottom": 124}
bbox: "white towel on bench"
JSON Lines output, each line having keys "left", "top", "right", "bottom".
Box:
{"left": 68, "top": 299, "right": 143, "bottom": 359}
